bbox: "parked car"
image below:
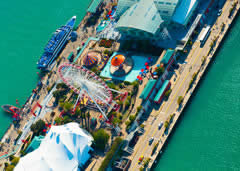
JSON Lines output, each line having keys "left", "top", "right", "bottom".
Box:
{"left": 217, "top": 9, "right": 222, "bottom": 16}
{"left": 158, "top": 121, "right": 163, "bottom": 130}
{"left": 149, "top": 137, "right": 154, "bottom": 145}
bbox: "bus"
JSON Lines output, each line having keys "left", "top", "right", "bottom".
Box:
{"left": 199, "top": 26, "right": 211, "bottom": 47}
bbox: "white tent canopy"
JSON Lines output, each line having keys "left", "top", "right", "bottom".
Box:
{"left": 15, "top": 122, "right": 93, "bottom": 171}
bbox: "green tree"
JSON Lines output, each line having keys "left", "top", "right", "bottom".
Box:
{"left": 125, "top": 120, "right": 131, "bottom": 127}
{"left": 164, "top": 120, "right": 169, "bottom": 129}
{"left": 112, "top": 117, "right": 121, "bottom": 126}
{"left": 137, "top": 106, "right": 142, "bottom": 113}
{"left": 156, "top": 66, "right": 165, "bottom": 76}
{"left": 75, "top": 107, "right": 81, "bottom": 118}
{"left": 5, "top": 165, "right": 15, "bottom": 171}
{"left": 117, "top": 100, "right": 123, "bottom": 106}
{"left": 30, "top": 119, "right": 45, "bottom": 136}
{"left": 54, "top": 117, "right": 62, "bottom": 125}
{"left": 132, "top": 81, "right": 139, "bottom": 95}
{"left": 165, "top": 89, "right": 172, "bottom": 98}
{"left": 63, "top": 116, "right": 72, "bottom": 124}
{"left": 125, "top": 100, "right": 130, "bottom": 108}
{"left": 127, "top": 96, "right": 131, "bottom": 101}
{"left": 11, "top": 157, "right": 20, "bottom": 166}
{"left": 93, "top": 129, "right": 110, "bottom": 151}
{"left": 56, "top": 82, "right": 68, "bottom": 89}
{"left": 91, "top": 66, "right": 98, "bottom": 74}
{"left": 129, "top": 115, "right": 136, "bottom": 122}
{"left": 53, "top": 90, "right": 65, "bottom": 103}
{"left": 177, "top": 96, "right": 184, "bottom": 105}
{"left": 63, "top": 102, "right": 73, "bottom": 112}
{"left": 131, "top": 80, "right": 139, "bottom": 88}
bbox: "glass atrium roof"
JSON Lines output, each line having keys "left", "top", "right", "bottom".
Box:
{"left": 172, "top": 0, "right": 198, "bottom": 24}
{"left": 116, "top": 0, "right": 163, "bottom": 34}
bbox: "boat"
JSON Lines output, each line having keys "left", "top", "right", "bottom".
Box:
{"left": 37, "top": 16, "right": 77, "bottom": 70}
{"left": 1, "top": 104, "right": 20, "bottom": 114}
{"left": 1, "top": 105, "right": 21, "bottom": 120}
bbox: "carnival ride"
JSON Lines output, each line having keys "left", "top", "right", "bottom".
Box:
{"left": 58, "top": 63, "right": 124, "bottom": 120}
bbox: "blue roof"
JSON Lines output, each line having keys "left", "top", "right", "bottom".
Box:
{"left": 172, "top": 0, "right": 198, "bottom": 25}
{"left": 154, "top": 80, "right": 170, "bottom": 102}
{"left": 140, "top": 79, "right": 157, "bottom": 100}
{"left": 161, "top": 49, "right": 174, "bottom": 64}
{"left": 154, "top": 0, "right": 180, "bottom": 21}
{"left": 26, "top": 135, "right": 45, "bottom": 153}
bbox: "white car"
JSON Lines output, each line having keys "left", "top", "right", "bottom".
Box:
{"left": 149, "top": 137, "right": 154, "bottom": 145}
{"left": 217, "top": 9, "right": 222, "bottom": 16}
{"left": 158, "top": 121, "right": 163, "bottom": 130}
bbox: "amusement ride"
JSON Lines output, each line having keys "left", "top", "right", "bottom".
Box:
{"left": 58, "top": 63, "right": 124, "bottom": 121}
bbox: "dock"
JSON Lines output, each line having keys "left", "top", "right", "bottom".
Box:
{"left": 146, "top": 1, "right": 240, "bottom": 170}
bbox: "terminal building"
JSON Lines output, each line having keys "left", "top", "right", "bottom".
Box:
{"left": 114, "top": 0, "right": 199, "bottom": 41}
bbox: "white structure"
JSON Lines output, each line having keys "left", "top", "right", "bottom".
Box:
{"left": 15, "top": 122, "right": 93, "bottom": 171}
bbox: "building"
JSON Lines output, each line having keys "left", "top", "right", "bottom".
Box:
{"left": 25, "top": 135, "right": 44, "bottom": 153}
{"left": 139, "top": 79, "right": 157, "bottom": 100}
{"left": 15, "top": 123, "right": 93, "bottom": 171}
{"left": 154, "top": 80, "right": 171, "bottom": 104}
{"left": 114, "top": 0, "right": 199, "bottom": 41}
{"left": 87, "top": 0, "right": 103, "bottom": 14}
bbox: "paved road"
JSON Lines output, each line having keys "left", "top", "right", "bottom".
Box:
{"left": 129, "top": 1, "right": 233, "bottom": 170}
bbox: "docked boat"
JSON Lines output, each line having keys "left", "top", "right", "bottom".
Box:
{"left": 1, "top": 104, "right": 20, "bottom": 114}
{"left": 37, "top": 16, "right": 76, "bottom": 70}
{"left": 2, "top": 105, "right": 21, "bottom": 120}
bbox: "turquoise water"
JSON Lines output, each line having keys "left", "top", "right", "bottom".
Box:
{"left": 0, "top": 0, "right": 92, "bottom": 138}
{"left": 100, "top": 52, "right": 149, "bottom": 82}
{"left": 154, "top": 15, "right": 240, "bottom": 170}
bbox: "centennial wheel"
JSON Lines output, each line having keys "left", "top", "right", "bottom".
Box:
{"left": 58, "top": 63, "right": 113, "bottom": 119}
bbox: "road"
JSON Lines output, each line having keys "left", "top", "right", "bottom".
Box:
{"left": 129, "top": 1, "right": 234, "bottom": 170}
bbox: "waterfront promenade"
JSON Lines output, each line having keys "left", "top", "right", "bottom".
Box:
{"left": 128, "top": 1, "right": 240, "bottom": 170}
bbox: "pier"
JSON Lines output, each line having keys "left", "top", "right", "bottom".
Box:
{"left": 145, "top": 1, "right": 240, "bottom": 170}
{"left": 0, "top": 0, "right": 239, "bottom": 170}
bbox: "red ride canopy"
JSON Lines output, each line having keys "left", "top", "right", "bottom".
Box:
{"left": 111, "top": 55, "right": 125, "bottom": 66}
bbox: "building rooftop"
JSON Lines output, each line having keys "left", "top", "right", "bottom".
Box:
{"left": 140, "top": 79, "right": 157, "bottom": 100}
{"left": 161, "top": 49, "right": 175, "bottom": 64}
{"left": 87, "top": 0, "right": 103, "bottom": 13}
{"left": 116, "top": 0, "right": 163, "bottom": 34}
{"left": 26, "top": 135, "right": 45, "bottom": 153}
{"left": 172, "top": 0, "right": 198, "bottom": 25}
{"left": 154, "top": 80, "right": 170, "bottom": 102}
{"left": 15, "top": 123, "right": 93, "bottom": 171}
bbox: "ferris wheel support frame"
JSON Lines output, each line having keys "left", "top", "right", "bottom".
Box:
{"left": 86, "top": 89, "right": 109, "bottom": 120}
{"left": 58, "top": 63, "right": 119, "bottom": 121}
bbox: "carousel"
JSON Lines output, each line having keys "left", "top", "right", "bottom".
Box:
{"left": 110, "top": 54, "right": 133, "bottom": 77}
{"left": 81, "top": 51, "right": 102, "bottom": 67}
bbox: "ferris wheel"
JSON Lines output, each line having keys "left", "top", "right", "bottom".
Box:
{"left": 58, "top": 63, "right": 120, "bottom": 120}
